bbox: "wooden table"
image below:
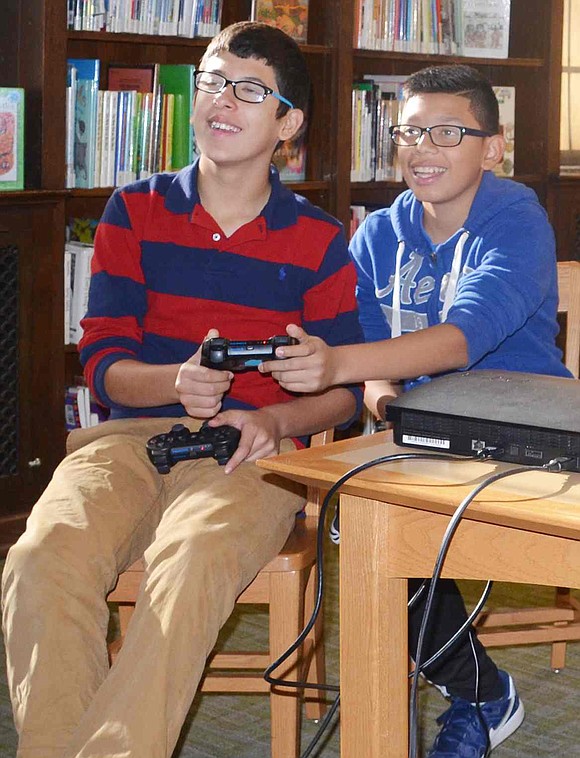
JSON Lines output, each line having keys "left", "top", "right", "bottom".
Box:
{"left": 257, "top": 431, "right": 580, "bottom": 758}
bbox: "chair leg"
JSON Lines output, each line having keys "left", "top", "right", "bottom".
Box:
{"left": 550, "top": 587, "right": 580, "bottom": 671}
{"left": 550, "top": 641, "right": 567, "bottom": 672}
{"left": 269, "top": 569, "right": 307, "bottom": 758}
{"left": 303, "top": 564, "right": 327, "bottom": 721}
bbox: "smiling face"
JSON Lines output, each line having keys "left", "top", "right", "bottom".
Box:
{"left": 192, "top": 51, "right": 303, "bottom": 174}
{"left": 397, "top": 92, "right": 504, "bottom": 230}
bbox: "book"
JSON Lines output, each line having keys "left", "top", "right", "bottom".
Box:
{"left": 0, "top": 87, "right": 25, "bottom": 191}
{"left": 107, "top": 64, "right": 155, "bottom": 93}
{"left": 273, "top": 137, "right": 306, "bottom": 182}
{"left": 64, "top": 245, "right": 73, "bottom": 343}
{"left": 251, "top": 1, "right": 309, "bottom": 43}
{"left": 65, "top": 382, "right": 109, "bottom": 430}
{"left": 69, "top": 58, "right": 101, "bottom": 188}
{"left": 157, "top": 64, "right": 196, "bottom": 170}
{"left": 493, "top": 85, "right": 515, "bottom": 178}
{"left": 68, "top": 216, "right": 100, "bottom": 244}
{"left": 179, "top": 0, "right": 224, "bottom": 37}
{"left": 66, "top": 65, "right": 78, "bottom": 188}
{"left": 460, "top": 0, "right": 511, "bottom": 59}
{"left": 67, "top": 241, "right": 94, "bottom": 344}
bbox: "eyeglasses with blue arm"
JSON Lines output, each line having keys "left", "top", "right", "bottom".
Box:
{"left": 194, "top": 71, "right": 295, "bottom": 109}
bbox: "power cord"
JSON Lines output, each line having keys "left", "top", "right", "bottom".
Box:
{"left": 263, "top": 449, "right": 467, "bottom": 758}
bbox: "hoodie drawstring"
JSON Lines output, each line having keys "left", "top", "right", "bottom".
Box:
{"left": 391, "top": 240, "right": 406, "bottom": 338}
{"left": 388, "top": 230, "right": 470, "bottom": 338}
{"left": 441, "top": 230, "right": 469, "bottom": 322}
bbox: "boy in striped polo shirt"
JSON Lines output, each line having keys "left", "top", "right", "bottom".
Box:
{"left": 2, "top": 22, "right": 362, "bottom": 758}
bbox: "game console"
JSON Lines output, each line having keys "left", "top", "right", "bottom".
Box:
{"left": 201, "top": 336, "right": 298, "bottom": 371}
{"left": 385, "top": 370, "right": 580, "bottom": 471}
{"left": 146, "top": 422, "right": 241, "bottom": 473}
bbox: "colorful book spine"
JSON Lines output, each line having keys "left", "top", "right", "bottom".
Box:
{"left": 157, "top": 63, "right": 195, "bottom": 169}
{"left": 68, "top": 58, "right": 100, "bottom": 189}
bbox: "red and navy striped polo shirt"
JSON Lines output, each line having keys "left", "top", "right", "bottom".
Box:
{"left": 79, "top": 160, "right": 363, "bottom": 427}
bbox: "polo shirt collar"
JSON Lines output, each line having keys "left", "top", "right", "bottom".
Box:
{"left": 164, "top": 158, "right": 298, "bottom": 231}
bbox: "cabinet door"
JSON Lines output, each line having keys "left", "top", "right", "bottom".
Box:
{"left": 0, "top": 195, "right": 65, "bottom": 549}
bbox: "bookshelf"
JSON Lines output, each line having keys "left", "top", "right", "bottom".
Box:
{"left": 0, "top": 190, "right": 67, "bottom": 553}
{"left": 0, "top": 0, "right": 568, "bottom": 545}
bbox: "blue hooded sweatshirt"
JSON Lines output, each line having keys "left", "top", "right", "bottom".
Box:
{"left": 349, "top": 171, "right": 571, "bottom": 385}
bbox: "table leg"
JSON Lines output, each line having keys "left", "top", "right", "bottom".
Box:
{"left": 339, "top": 494, "right": 408, "bottom": 757}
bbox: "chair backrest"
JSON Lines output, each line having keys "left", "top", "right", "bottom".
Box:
{"left": 304, "top": 428, "right": 334, "bottom": 518}
{"left": 557, "top": 260, "right": 580, "bottom": 378}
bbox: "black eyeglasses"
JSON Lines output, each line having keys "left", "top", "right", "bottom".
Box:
{"left": 194, "top": 71, "right": 294, "bottom": 109}
{"left": 389, "top": 124, "right": 493, "bottom": 147}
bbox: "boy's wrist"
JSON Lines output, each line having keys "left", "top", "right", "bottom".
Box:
{"left": 332, "top": 344, "right": 354, "bottom": 387}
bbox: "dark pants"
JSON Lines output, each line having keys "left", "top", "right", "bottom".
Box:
{"left": 408, "top": 578, "right": 503, "bottom": 702}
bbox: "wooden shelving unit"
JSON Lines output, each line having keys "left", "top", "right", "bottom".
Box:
{"left": 0, "top": 0, "right": 567, "bottom": 548}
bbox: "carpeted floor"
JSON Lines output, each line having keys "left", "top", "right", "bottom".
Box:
{"left": 1, "top": 551, "right": 580, "bottom": 757}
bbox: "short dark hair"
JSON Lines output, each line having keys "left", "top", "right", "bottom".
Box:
{"left": 200, "top": 21, "right": 311, "bottom": 123}
{"left": 402, "top": 64, "right": 500, "bottom": 134}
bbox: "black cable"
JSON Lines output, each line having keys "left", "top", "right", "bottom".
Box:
{"left": 413, "top": 579, "right": 493, "bottom": 673}
{"left": 469, "top": 630, "right": 491, "bottom": 758}
{"left": 263, "top": 450, "right": 465, "bottom": 758}
{"left": 299, "top": 694, "right": 340, "bottom": 758}
{"left": 263, "top": 449, "right": 461, "bottom": 694}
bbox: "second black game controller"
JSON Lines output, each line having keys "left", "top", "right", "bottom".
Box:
{"left": 200, "top": 335, "right": 299, "bottom": 371}
{"left": 146, "top": 422, "right": 241, "bottom": 473}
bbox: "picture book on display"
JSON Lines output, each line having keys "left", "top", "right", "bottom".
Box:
{"left": 0, "top": 88, "right": 25, "bottom": 191}
{"left": 68, "top": 216, "right": 100, "bottom": 244}
{"left": 273, "top": 137, "right": 306, "bottom": 182}
{"left": 461, "top": 0, "right": 511, "bottom": 59}
{"left": 107, "top": 64, "right": 155, "bottom": 93}
{"left": 492, "top": 85, "right": 515, "bottom": 177}
{"left": 251, "top": 1, "right": 309, "bottom": 43}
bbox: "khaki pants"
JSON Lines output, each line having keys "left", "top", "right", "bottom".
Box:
{"left": 2, "top": 418, "right": 304, "bottom": 758}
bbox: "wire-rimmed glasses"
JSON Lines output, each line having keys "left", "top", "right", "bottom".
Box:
{"left": 194, "top": 71, "right": 295, "bottom": 109}
{"left": 389, "top": 124, "right": 493, "bottom": 147}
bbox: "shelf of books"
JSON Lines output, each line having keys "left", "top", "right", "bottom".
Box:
{"left": 59, "top": 0, "right": 338, "bottom": 433}
{"left": 0, "top": 0, "right": 564, "bottom": 447}
{"left": 346, "top": 0, "right": 561, "bottom": 225}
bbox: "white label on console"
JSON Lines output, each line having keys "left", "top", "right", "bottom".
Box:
{"left": 402, "top": 434, "right": 450, "bottom": 449}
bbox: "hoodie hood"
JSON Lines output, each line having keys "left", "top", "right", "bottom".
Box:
{"left": 390, "top": 171, "right": 541, "bottom": 249}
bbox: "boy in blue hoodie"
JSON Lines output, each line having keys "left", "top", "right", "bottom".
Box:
{"left": 261, "top": 64, "right": 572, "bottom": 758}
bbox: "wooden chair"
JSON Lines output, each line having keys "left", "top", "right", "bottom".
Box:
{"left": 106, "top": 429, "right": 332, "bottom": 758}
{"left": 474, "top": 260, "right": 580, "bottom": 670}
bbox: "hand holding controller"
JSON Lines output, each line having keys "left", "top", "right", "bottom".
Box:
{"left": 200, "top": 336, "right": 299, "bottom": 371}
{"left": 146, "top": 422, "right": 241, "bottom": 473}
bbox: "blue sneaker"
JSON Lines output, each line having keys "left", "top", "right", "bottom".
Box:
{"left": 427, "top": 670, "right": 525, "bottom": 757}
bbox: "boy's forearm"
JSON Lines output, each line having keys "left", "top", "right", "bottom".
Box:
{"left": 263, "top": 388, "right": 357, "bottom": 440}
{"left": 333, "top": 324, "right": 469, "bottom": 385}
{"left": 104, "top": 359, "right": 181, "bottom": 407}
{"left": 364, "top": 380, "right": 401, "bottom": 420}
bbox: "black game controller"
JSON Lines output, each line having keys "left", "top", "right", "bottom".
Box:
{"left": 146, "top": 422, "right": 241, "bottom": 473}
{"left": 200, "top": 336, "right": 299, "bottom": 371}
